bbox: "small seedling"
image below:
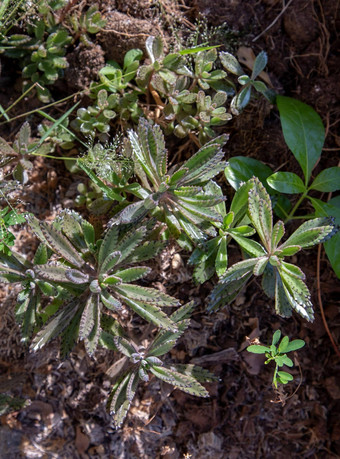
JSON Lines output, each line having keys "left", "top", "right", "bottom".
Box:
{"left": 247, "top": 330, "right": 305, "bottom": 388}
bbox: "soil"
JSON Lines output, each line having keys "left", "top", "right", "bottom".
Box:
{"left": 0, "top": 0, "right": 339, "bottom": 458}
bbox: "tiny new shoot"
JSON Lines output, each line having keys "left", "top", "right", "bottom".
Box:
{"left": 247, "top": 330, "right": 305, "bottom": 388}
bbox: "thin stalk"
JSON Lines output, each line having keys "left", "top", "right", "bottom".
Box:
{"left": 29, "top": 151, "right": 81, "bottom": 161}
{"left": 0, "top": 92, "right": 83, "bottom": 125}
{"left": 284, "top": 191, "right": 308, "bottom": 223}
{"left": 0, "top": 82, "right": 42, "bottom": 119}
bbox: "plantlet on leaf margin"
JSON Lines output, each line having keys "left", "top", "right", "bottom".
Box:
{"left": 247, "top": 330, "right": 305, "bottom": 388}
{"left": 209, "top": 177, "right": 339, "bottom": 320}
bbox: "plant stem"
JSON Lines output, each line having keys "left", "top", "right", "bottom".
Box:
{"left": 0, "top": 92, "right": 83, "bottom": 125}
{"left": 0, "top": 83, "right": 40, "bottom": 119}
{"left": 284, "top": 191, "right": 308, "bottom": 223}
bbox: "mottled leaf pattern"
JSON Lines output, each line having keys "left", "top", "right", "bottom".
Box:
{"left": 40, "top": 222, "right": 84, "bottom": 268}
{"left": 150, "top": 365, "right": 209, "bottom": 397}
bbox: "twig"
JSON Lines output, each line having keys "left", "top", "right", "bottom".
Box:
{"left": 252, "top": 0, "right": 294, "bottom": 42}
{"left": 316, "top": 243, "right": 340, "bottom": 357}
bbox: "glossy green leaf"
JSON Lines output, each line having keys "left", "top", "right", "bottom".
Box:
{"left": 267, "top": 172, "right": 306, "bottom": 194}
{"left": 311, "top": 196, "right": 340, "bottom": 278}
{"left": 277, "top": 95, "right": 325, "bottom": 183}
{"left": 310, "top": 167, "right": 340, "bottom": 192}
{"left": 225, "top": 157, "right": 273, "bottom": 191}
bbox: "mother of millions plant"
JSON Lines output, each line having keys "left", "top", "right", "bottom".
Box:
{"left": 0, "top": 209, "right": 215, "bottom": 426}
{"left": 1, "top": 15, "right": 339, "bottom": 424}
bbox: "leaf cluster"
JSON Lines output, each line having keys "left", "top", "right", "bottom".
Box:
{"left": 0, "top": 122, "right": 51, "bottom": 183}
{"left": 225, "top": 96, "right": 340, "bottom": 278}
{"left": 72, "top": 36, "right": 270, "bottom": 143}
{"left": 208, "top": 178, "right": 338, "bottom": 321}
{"left": 247, "top": 330, "right": 305, "bottom": 388}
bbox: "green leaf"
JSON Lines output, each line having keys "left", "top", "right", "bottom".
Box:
{"left": 279, "top": 269, "right": 314, "bottom": 321}
{"left": 115, "top": 226, "right": 147, "bottom": 262}
{"left": 208, "top": 258, "right": 258, "bottom": 311}
{"left": 98, "top": 225, "right": 119, "bottom": 267}
{"left": 215, "top": 237, "right": 228, "bottom": 277}
{"left": 64, "top": 268, "right": 89, "bottom": 284}
{"left": 230, "top": 233, "right": 267, "bottom": 257}
{"left": 267, "top": 172, "right": 306, "bottom": 194}
{"left": 115, "top": 283, "right": 179, "bottom": 307}
{"left": 150, "top": 365, "right": 209, "bottom": 397}
{"left": 109, "top": 372, "right": 134, "bottom": 427}
{"left": 122, "top": 296, "right": 177, "bottom": 331}
{"left": 251, "top": 51, "right": 267, "bottom": 79}
{"left": 31, "top": 299, "right": 81, "bottom": 351}
{"left": 277, "top": 371, "right": 293, "bottom": 382}
{"left": 310, "top": 167, "right": 340, "bottom": 192}
{"left": 230, "top": 181, "right": 253, "bottom": 223}
{"left": 176, "top": 136, "right": 228, "bottom": 186}
{"left": 280, "top": 217, "right": 337, "bottom": 249}
{"left": 310, "top": 197, "right": 340, "bottom": 278}
{"left": 271, "top": 221, "right": 285, "bottom": 249}
{"left": 83, "top": 294, "right": 101, "bottom": 356}
{"left": 117, "top": 200, "right": 149, "bottom": 225}
{"left": 34, "top": 264, "right": 70, "bottom": 283}
{"left": 40, "top": 222, "right": 84, "bottom": 268}
{"left": 272, "top": 330, "right": 281, "bottom": 346}
{"left": 277, "top": 96, "right": 325, "bottom": 183}
{"left": 179, "top": 44, "right": 221, "bottom": 55}
{"left": 225, "top": 157, "right": 273, "bottom": 191}
{"left": 280, "top": 262, "right": 305, "bottom": 279}
{"left": 16, "top": 294, "right": 38, "bottom": 343}
{"left": 113, "top": 336, "right": 136, "bottom": 357}
{"left": 247, "top": 345, "right": 270, "bottom": 354}
{"left": 176, "top": 200, "right": 223, "bottom": 223}
{"left": 33, "top": 243, "right": 49, "bottom": 265}
{"left": 278, "top": 336, "right": 289, "bottom": 353}
{"left": 286, "top": 339, "right": 305, "bottom": 352}
{"left": 231, "top": 86, "right": 251, "bottom": 114}
{"left": 114, "top": 267, "right": 151, "bottom": 282}
{"left": 145, "top": 36, "right": 163, "bottom": 63}
{"left": 171, "top": 364, "right": 217, "bottom": 382}
{"left": 248, "top": 178, "right": 273, "bottom": 249}
{"left": 100, "top": 251, "right": 121, "bottom": 275}
{"left": 281, "top": 355, "right": 294, "bottom": 367}
{"left": 219, "top": 51, "right": 243, "bottom": 75}
{"left": 123, "top": 48, "right": 143, "bottom": 68}
{"left": 100, "top": 289, "right": 122, "bottom": 311}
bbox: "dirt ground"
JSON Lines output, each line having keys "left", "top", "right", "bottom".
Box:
{"left": 0, "top": 0, "right": 339, "bottom": 458}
